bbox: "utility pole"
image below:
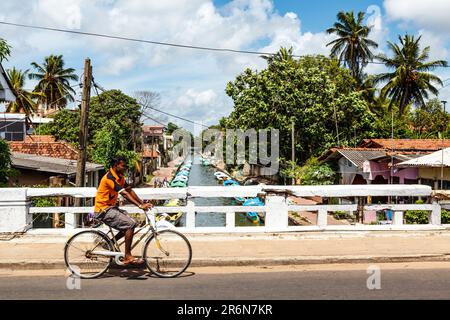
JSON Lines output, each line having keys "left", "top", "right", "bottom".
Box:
{"left": 75, "top": 58, "right": 92, "bottom": 208}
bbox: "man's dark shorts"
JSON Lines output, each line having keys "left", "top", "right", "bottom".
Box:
{"left": 95, "top": 207, "right": 138, "bottom": 231}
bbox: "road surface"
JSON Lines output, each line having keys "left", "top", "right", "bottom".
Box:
{"left": 1, "top": 262, "right": 450, "bottom": 299}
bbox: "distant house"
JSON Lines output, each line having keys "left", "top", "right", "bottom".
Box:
{"left": 396, "top": 148, "right": 450, "bottom": 190}
{"left": 8, "top": 135, "right": 104, "bottom": 187}
{"left": 10, "top": 152, "right": 104, "bottom": 187}
{"left": 0, "top": 62, "right": 16, "bottom": 102}
{"left": 0, "top": 113, "right": 27, "bottom": 141}
{"left": 320, "top": 139, "right": 450, "bottom": 186}
{"left": 142, "top": 125, "right": 173, "bottom": 174}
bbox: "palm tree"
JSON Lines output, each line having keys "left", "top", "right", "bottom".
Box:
{"left": 262, "top": 47, "right": 294, "bottom": 64}
{"left": 0, "top": 38, "right": 11, "bottom": 62}
{"left": 5, "top": 68, "right": 42, "bottom": 117}
{"left": 326, "top": 11, "right": 378, "bottom": 82}
{"left": 29, "top": 55, "right": 79, "bottom": 112}
{"left": 374, "top": 34, "right": 448, "bottom": 114}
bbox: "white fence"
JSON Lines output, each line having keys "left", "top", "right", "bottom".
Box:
{"left": 0, "top": 184, "right": 447, "bottom": 234}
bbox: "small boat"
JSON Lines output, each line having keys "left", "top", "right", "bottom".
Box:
{"left": 173, "top": 176, "right": 188, "bottom": 182}
{"left": 214, "top": 172, "right": 230, "bottom": 181}
{"left": 223, "top": 179, "right": 239, "bottom": 186}
{"left": 234, "top": 197, "right": 246, "bottom": 204}
{"left": 243, "top": 197, "right": 264, "bottom": 224}
{"left": 156, "top": 199, "right": 184, "bottom": 226}
{"left": 170, "top": 180, "right": 187, "bottom": 188}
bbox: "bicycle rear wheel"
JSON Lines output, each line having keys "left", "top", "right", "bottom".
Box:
{"left": 64, "top": 230, "right": 113, "bottom": 279}
{"left": 143, "top": 229, "right": 192, "bottom": 278}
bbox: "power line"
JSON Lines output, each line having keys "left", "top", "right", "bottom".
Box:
{"left": 91, "top": 79, "right": 209, "bottom": 128}
{"left": 1, "top": 20, "right": 440, "bottom": 68}
{"left": 0, "top": 21, "right": 287, "bottom": 58}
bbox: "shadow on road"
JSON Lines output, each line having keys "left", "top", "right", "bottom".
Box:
{"left": 104, "top": 267, "right": 195, "bottom": 280}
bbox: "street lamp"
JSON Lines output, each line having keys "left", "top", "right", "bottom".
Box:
{"left": 441, "top": 100, "right": 447, "bottom": 113}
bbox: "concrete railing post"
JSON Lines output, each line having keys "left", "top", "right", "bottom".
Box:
{"left": 393, "top": 211, "right": 404, "bottom": 225}
{"left": 265, "top": 196, "right": 288, "bottom": 230}
{"left": 226, "top": 210, "right": 235, "bottom": 229}
{"left": 0, "top": 188, "right": 31, "bottom": 233}
{"left": 317, "top": 208, "right": 328, "bottom": 228}
{"left": 65, "top": 213, "right": 78, "bottom": 229}
{"left": 185, "top": 200, "right": 196, "bottom": 229}
{"left": 429, "top": 200, "right": 442, "bottom": 225}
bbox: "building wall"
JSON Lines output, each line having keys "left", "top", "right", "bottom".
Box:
{"left": 9, "top": 168, "right": 54, "bottom": 186}
{"left": 418, "top": 167, "right": 450, "bottom": 189}
{"left": 418, "top": 167, "right": 450, "bottom": 180}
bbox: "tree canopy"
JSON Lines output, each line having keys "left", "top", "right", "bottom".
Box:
{"left": 223, "top": 51, "right": 377, "bottom": 163}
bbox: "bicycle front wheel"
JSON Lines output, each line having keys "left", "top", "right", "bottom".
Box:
{"left": 64, "top": 230, "right": 113, "bottom": 279}
{"left": 143, "top": 229, "right": 192, "bottom": 278}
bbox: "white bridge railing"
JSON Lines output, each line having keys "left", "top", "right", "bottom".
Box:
{"left": 0, "top": 184, "right": 447, "bottom": 234}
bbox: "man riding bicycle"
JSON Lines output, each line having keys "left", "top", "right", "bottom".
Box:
{"left": 94, "top": 156, "right": 153, "bottom": 266}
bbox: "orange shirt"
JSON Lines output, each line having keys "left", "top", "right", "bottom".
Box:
{"left": 94, "top": 169, "right": 129, "bottom": 213}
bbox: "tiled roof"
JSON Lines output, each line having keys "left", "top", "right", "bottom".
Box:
{"left": 11, "top": 152, "right": 103, "bottom": 175}
{"left": 24, "top": 135, "right": 56, "bottom": 143}
{"left": 359, "top": 139, "right": 450, "bottom": 151}
{"left": 9, "top": 136, "right": 78, "bottom": 160}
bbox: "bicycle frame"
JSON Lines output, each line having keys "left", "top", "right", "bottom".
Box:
{"left": 91, "top": 208, "right": 169, "bottom": 264}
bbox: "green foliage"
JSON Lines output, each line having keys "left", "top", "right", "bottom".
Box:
{"left": 0, "top": 139, "right": 18, "bottom": 186}
{"left": 89, "top": 89, "right": 142, "bottom": 150}
{"left": 281, "top": 158, "right": 336, "bottom": 185}
{"left": 223, "top": 51, "right": 377, "bottom": 163}
{"left": 374, "top": 34, "right": 448, "bottom": 114}
{"left": 404, "top": 199, "right": 429, "bottom": 224}
{"left": 166, "top": 122, "right": 180, "bottom": 135}
{"left": 442, "top": 210, "right": 450, "bottom": 224}
{"left": 29, "top": 54, "right": 79, "bottom": 109}
{"left": 0, "top": 38, "right": 11, "bottom": 62}
{"left": 91, "top": 120, "right": 140, "bottom": 170}
{"left": 326, "top": 11, "right": 378, "bottom": 82}
{"left": 36, "top": 109, "right": 80, "bottom": 144}
{"left": 35, "top": 90, "right": 143, "bottom": 166}
{"left": 408, "top": 99, "right": 450, "bottom": 138}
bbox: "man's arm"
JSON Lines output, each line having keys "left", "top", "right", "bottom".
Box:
{"left": 120, "top": 189, "right": 143, "bottom": 208}
{"left": 123, "top": 186, "right": 153, "bottom": 210}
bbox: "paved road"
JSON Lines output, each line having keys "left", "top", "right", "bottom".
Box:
{"left": 2, "top": 263, "right": 450, "bottom": 300}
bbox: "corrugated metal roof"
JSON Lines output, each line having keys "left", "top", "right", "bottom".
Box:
{"left": 11, "top": 152, "right": 104, "bottom": 175}
{"left": 396, "top": 148, "right": 450, "bottom": 168}
{"left": 337, "top": 150, "right": 386, "bottom": 168}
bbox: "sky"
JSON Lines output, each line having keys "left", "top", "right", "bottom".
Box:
{"left": 1, "top": 0, "right": 450, "bottom": 132}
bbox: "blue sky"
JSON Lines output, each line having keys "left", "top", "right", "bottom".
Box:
{"left": 1, "top": 0, "right": 450, "bottom": 132}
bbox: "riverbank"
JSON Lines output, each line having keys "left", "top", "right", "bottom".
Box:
{"left": 144, "top": 156, "right": 184, "bottom": 187}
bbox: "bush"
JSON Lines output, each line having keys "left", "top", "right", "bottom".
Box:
{"left": 442, "top": 209, "right": 450, "bottom": 224}
{"left": 404, "top": 199, "right": 429, "bottom": 224}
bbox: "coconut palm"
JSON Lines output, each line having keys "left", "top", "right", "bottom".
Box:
{"left": 326, "top": 11, "right": 378, "bottom": 83}
{"left": 374, "top": 34, "right": 448, "bottom": 115}
{"left": 5, "top": 68, "right": 42, "bottom": 117}
{"left": 0, "top": 38, "right": 11, "bottom": 62}
{"left": 28, "top": 54, "right": 79, "bottom": 111}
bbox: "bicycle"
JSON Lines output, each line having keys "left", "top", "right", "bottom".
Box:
{"left": 64, "top": 208, "right": 192, "bottom": 279}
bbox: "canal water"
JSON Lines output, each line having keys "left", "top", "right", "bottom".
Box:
{"left": 177, "top": 155, "right": 262, "bottom": 227}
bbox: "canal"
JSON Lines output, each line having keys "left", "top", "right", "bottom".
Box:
{"left": 177, "top": 154, "right": 262, "bottom": 227}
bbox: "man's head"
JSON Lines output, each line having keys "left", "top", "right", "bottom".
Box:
{"left": 111, "top": 156, "right": 128, "bottom": 175}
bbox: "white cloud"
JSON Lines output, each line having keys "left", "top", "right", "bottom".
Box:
{"left": 0, "top": 0, "right": 392, "bottom": 127}
{"left": 384, "top": 0, "right": 450, "bottom": 32}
